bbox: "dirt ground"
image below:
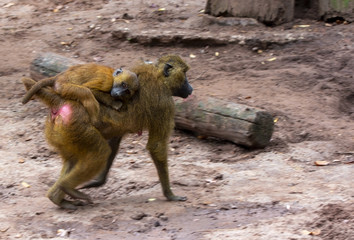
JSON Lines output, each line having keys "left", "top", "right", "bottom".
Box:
{"left": 0, "top": 0, "right": 353, "bottom": 239}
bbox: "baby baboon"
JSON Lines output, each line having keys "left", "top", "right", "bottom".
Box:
{"left": 22, "top": 64, "right": 139, "bottom": 122}
{"left": 22, "top": 54, "right": 193, "bottom": 209}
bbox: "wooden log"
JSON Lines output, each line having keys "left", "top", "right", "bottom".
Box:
{"left": 28, "top": 52, "right": 274, "bottom": 148}
{"left": 30, "top": 52, "right": 83, "bottom": 80}
{"left": 174, "top": 97, "right": 274, "bottom": 148}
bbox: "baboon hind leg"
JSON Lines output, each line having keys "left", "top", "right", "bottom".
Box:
{"left": 59, "top": 84, "right": 100, "bottom": 123}
{"left": 47, "top": 155, "right": 78, "bottom": 210}
{"left": 81, "top": 136, "right": 122, "bottom": 189}
{"left": 47, "top": 131, "right": 111, "bottom": 209}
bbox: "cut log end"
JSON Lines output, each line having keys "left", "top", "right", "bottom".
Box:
{"left": 249, "top": 111, "right": 274, "bottom": 148}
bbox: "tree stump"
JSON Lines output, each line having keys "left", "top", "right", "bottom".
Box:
{"left": 205, "top": 0, "right": 354, "bottom": 24}
{"left": 205, "top": 0, "right": 294, "bottom": 26}
{"left": 28, "top": 52, "right": 274, "bottom": 148}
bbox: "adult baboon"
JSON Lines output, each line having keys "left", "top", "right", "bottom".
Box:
{"left": 22, "top": 54, "right": 193, "bottom": 209}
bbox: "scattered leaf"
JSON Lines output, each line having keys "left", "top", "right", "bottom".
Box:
{"left": 18, "top": 158, "right": 25, "bottom": 163}
{"left": 245, "top": 96, "right": 252, "bottom": 99}
{"left": 310, "top": 229, "right": 321, "bottom": 236}
{"left": 126, "top": 150, "right": 137, "bottom": 154}
{"left": 267, "top": 57, "right": 277, "bottom": 62}
{"left": 314, "top": 160, "right": 329, "bottom": 166}
{"left": 148, "top": 198, "right": 156, "bottom": 202}
{"left": 215, "top": 52, "right": 219, "bottom": 57}
{"left": 3, "top": 2, "right": 15, "bottom": 8}
{"left": 199, "top": 9, "right": 205, "bottom": 13}
{"left": 294, "top": 24, "right": 310, "bottom": 28}
{"left": 57, "top": 229, "right": 71, "bottom": 237}
{"left": 189, "top": 54, "right": 196, "bottom": 59}
{"left": 257, "top": 49, "right": 263, "bottom": 54}
{"left": 21, "top": 182, "right": 30, "bottom": 188}
{"left": 301, "top": 229, "right": 321, "bottom": 235}
{"left": 93, "top": 56, "right": 103, "bottom": 62}
{"left": 0, "top": 227, "right": 10, "bottom": 232}
{"left": 53, "top": 5, "right": 63, "bottom": 13}
{"left": 325, "top": 23, "right": 332, "bottom": 27}
{"left": 273, "top": 117, "right": 279, "bottom": 123}
{"left": 205, "top": 179, "right": 216, "bottom": 183}
{"left": 158, "top": 8, "right": 166, "bottom": 11}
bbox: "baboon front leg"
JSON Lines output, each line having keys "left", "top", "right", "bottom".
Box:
{"left": 47, "top": 160, "right": 85, "bottom": 210}
{"left": 47, "top": 160, "right": 76, "bottom": 210}
{"left": 81, "top": 136, "right": 122, "bottom": 189}
{"left": 147, "top": 132, "right": 187, "bottom": 201}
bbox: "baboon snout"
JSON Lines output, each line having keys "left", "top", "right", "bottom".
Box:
{"left": 173, "top": 79, "right": 193, "bottom": 98}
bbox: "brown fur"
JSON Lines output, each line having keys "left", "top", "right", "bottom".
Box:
{"left": 22, "top": 55, "right": 192, "bottom": 209}
{"left": 22, "top": 64, "right": 139, "bottom": 122}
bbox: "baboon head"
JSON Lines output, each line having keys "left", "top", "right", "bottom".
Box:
{"left": 111, "top": 68, "right": 139, "bottom": 101}
{"left": 156, "top": 55, "right": 193, "bottom": 98}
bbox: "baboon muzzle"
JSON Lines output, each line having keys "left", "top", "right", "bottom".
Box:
{"left": 173, "top": 78, "right": 193, "bottom": 98}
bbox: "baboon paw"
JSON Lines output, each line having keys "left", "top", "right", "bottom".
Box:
{"left": 59, "top": 200, "right": 79, "bottom": 210}
{"left": 72, "top": 199, "right": 92, "bottom": 206}
{"left": 59, "top": 199, "right": 92, "bottom": 210}
{"left": 167, "top": 195, "right": 187, "bottom": 202}
{"left": 61, "top": 187, "right": 93, "bottom": 203}
{"left": 79, "top": 179, "right": 106, "bottom": 189}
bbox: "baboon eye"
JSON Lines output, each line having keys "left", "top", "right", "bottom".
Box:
{"left": 121, "top": 82, "right": 127, "bottom": 88}
{"left": 113, "top": 68, "right": 123, "bottom": 76}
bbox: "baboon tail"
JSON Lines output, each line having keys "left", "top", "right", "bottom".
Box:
{"left": 21, "top": 77, "right": 55, "bottom": 104}
{"left": 21, "top": 77, "right": 63, "bottom": 108}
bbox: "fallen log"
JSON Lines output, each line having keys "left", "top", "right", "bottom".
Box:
{"left": 28, "top": 52, "right": 274, "bottom": 148}
{"left": 174, "top": 97, "right": 274, "bottom": 148}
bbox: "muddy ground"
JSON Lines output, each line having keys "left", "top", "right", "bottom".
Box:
{"left": 0, "top": 0, "right": 353, "bottom": 239}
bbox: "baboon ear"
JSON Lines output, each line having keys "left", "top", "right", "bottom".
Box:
{"left": 163, "top": 63, "right": 173, "bottom": 77}
{"left": 113, "top": 68, "right": 123, "bottom": 77}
